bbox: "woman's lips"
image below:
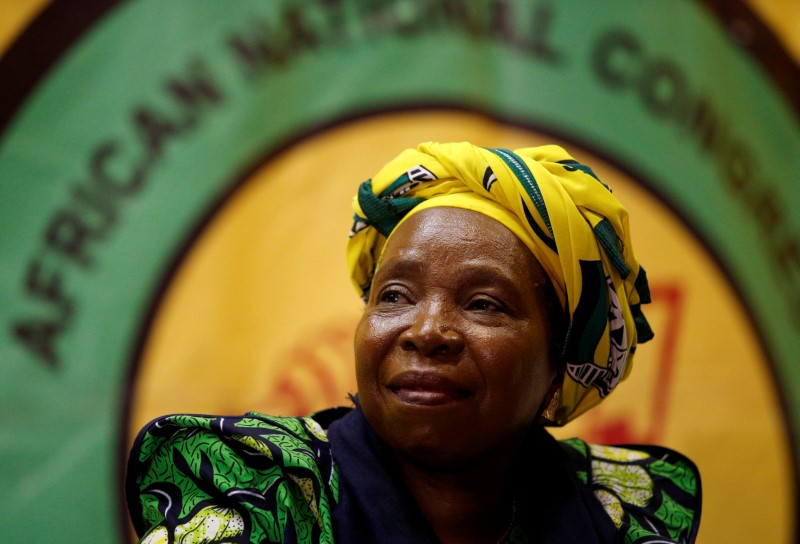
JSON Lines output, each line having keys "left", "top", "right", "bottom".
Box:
{"left": 387, "top": 371, "right": 472, "bottom": 406}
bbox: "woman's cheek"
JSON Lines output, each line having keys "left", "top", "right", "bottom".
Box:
{"left": 355, "top": 314, "right": 392, "bottom": 380}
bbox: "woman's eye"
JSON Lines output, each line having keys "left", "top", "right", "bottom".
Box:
{"left": 379, "top": 290, "right": 408, "bottom": 304}
{"left": 468, "top": 298, "right": 502, "bottom": 312}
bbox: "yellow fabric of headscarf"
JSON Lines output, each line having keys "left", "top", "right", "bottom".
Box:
{"left": 347, "top": 142, "right": 653, "bottom": 425}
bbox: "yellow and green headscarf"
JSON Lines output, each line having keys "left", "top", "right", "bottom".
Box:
{"left": 347, "top": 142, "right": 653, "bottom": 425}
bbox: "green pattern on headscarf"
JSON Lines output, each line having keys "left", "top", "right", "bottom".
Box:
{"left": 488, "top": 148, "right": 554, "bottom": 237}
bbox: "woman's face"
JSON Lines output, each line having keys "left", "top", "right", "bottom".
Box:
{"left": 355, "top": 207, "right": 557, "bottom": 468}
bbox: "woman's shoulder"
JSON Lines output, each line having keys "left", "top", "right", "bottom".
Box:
{"left": 558, "top": 438, "right": 702, "bottom": 544}
{"left": 126, "top": 408, "right": 351, "bottom": 544}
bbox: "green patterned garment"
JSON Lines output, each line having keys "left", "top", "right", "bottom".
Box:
{"left": 560, "top": 439, "right": 701, "bottom": 544}
{"left": 126, "top": 412, "right": 700, "bottom": 543}
{"left": 127, "top": 413, "right": 338, "bottom": 543}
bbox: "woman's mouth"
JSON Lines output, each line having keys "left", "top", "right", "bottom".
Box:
{"left": 387, "top": 371, "right": 473, "bottom": 406}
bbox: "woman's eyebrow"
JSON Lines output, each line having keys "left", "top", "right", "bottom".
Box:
{"left": 457, "top": 264, "right": 527, "bottom": 294}
{"left": 374, "top": 256, "right": 426, "bottom": 278}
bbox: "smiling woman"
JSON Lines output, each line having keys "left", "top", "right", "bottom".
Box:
{"left": 353, "top": 208, "right": 559, "bottom": 543}
{"left": 126, "top": 141, "right": 701, "bottom": 544}
{"left": 356, "top": 208, "right": 557, "bottom": 474}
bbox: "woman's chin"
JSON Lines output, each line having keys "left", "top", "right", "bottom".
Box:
{"left": 360, "top": 388, "right": 494, "bottom": 467}
{"left": 377, "top": 412, "right": 484, "bottom": 469}
{"left": 392, "top": 434, "right": 480, "bottom": 471}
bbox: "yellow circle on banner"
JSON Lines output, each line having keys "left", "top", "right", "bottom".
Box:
{"left": 129, "top": 111, "right": 793, "bottom": 543}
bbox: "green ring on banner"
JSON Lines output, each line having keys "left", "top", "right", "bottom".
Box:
{"left": 0, "top": 0, "right": 797, "bottom": 541}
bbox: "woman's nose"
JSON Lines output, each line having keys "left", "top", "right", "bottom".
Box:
{"left": 399, "top": 304, "right": 465, "bottom": 356}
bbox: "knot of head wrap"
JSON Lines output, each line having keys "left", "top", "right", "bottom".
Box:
{"left": 357, "top": 179, "right": 425, "bottom": 237}
{"left": 346, "top": 142, "right": 654, "bottom": 425}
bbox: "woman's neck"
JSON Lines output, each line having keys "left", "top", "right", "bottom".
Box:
{"left": 395, "top": 452, "right": 518, "bottom": 544}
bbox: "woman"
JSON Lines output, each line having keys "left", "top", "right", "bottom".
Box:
{"left": 126, "top": 142, "right": 701, "bottom": 543}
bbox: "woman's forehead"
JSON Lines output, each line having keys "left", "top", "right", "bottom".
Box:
{"left": 380, "top": 207, "right": 547, "bottom": 279}
{"left": 392, "top": 206, "right": 517, "bottom": 243}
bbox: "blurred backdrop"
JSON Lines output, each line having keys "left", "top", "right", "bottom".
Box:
{"left": 1, "top": 1, "right": 798, "bottom": 542}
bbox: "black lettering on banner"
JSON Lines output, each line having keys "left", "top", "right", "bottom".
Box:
{"left": 594, "top": 28, "right": 692, "bottom": 122}
{"left": 794, "top": 295, "right": 800, "bottom": 329}
{"left": 25, "top": 260, "right": 74, "bottom": 315}
{"left": 591, "top": 27, "right": 800, "bottom": 330}
{"left": 44, "top": 210, "right": 97, "bottom": 267}
{"left": 64, "top": 184, "right": 119, "bottom": 242}
{"left": 777, "top": 239, "right": 800, "bottom": 330}
{"left": 640, "top": 59, "right": 687, "bottom": 119}
{"left": 721, "top": 141, "right": 787, "bottom": 246}
{"left": 317, "top": 1, "right": 348, "bottom": 46}
{"left": 776, "top": 238, "right": 800, "bottom": 277}
{"left": 228, "top": 20, "right": 289, "bottom": 76}
{"left": 491, "top": 0, "right": 515, "bottom": 42}
{"left": 775, "top": 240, "right": 800, "bottom": 329}
{"left": 166, "top": 60, "right": 225, "bottom": 129}
{"left": 133, "top": 105, "right": 187, "bottom": 159}
{"left": 285, "top": 6, "right": 321, "bottom": 51}
{"left": 442, "top": 0, "right": 484, "bottom": 36}
{"left": 436, "top": 0, "right": 566, "bottom": 65}
{"left": 522, "top": 2, "right": 563, "bottom": 64}
{"left": 723, "top": 140, "right": 752, "bottom": 192}
{"left": 688, "top": 98, "right": 731, "bottom": 154}
{"left": 12, "top": 259, "right": 74, "bottom": 368}
{"left": 225, "top": 5, "right": 326, "bottom": 75}
{"left": 12, "top": 319, "right": 65, "bottom": 368}
{"left": 91, "top": 141, "right": 146, "bottom": 195}
{"left": 72, "top": 184, "right": 118, "bottom": 230}
{"left": 592, "top": 29, "right": 641, "bottom": 89}
{"left": 167, "top": 61, "right": 224, "bottom": 108}
{"left": 752, "top": 190, "right": 782, "bottom": 235}
{"left": 13, "top": 52, "right": 228, "bottom": 368}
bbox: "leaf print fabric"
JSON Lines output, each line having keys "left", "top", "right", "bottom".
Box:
{"left": 561, "top": 439, "right": 701, "bottom": 544}
{"left": 127, "top": 409, "right": 700, "bottom": 543}
{"left": 126, "top": 413, "right": 338, "bottom": 544}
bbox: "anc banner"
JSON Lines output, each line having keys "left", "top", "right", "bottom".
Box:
{"left": 0, "top": 1, "right": 797, "bottom": 542}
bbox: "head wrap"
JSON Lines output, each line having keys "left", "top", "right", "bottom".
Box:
{"left": 347, "top": 142, "right": 653, "bottom": 425}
